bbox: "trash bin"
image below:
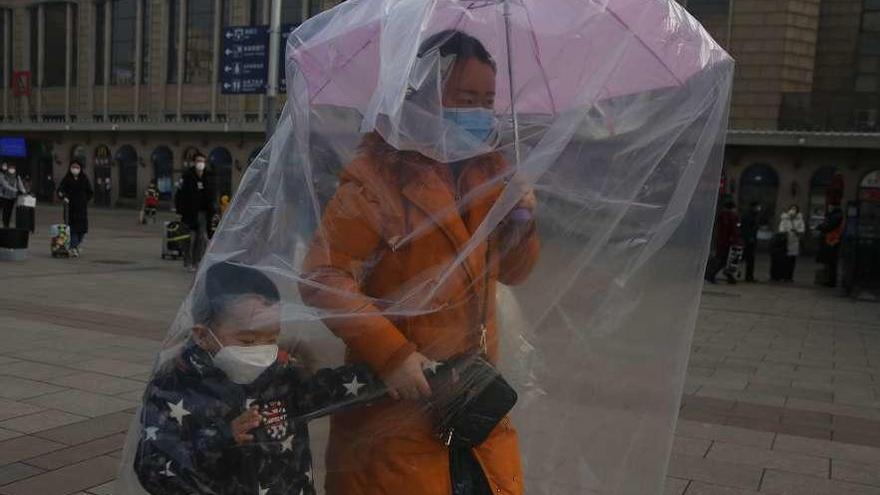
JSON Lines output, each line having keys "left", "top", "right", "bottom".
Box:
{"left": 0, "top": 228, "right": 29, "bottom": 261}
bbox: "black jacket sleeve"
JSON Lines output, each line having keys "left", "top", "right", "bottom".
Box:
{"left": 57, "top": 176, "right": 69, "bottom": 199}
{"left": 134, "top": 376, "right": 237, "bottom": 495}
{"left": 291, "top": 364, "right": 385, "bottom": 422}
{"left": 85, "top": 177, "right": 94, "bottom": 202}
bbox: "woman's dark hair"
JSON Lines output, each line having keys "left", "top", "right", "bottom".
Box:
{"left": 70, "top": 159, "right": 83, "bottom": 168}
{"left": 193, "top": 153, "right": 207, "bottom": 162}
{"left": 417, "top": 30, "right": 495, "bottom": 71}
{"left": 193, "top": 261, "right": 280, "bottom": 325}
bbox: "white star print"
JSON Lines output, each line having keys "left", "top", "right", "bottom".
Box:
{"left": 160, "top": 460, "right": 175, "bottom": 477}
{"left": 167, "top": 399, "right": 191, "bottom": 424}
{"left": 144, "top": 426, "right": 158, "bottom": 441}
{"left": 190, "top": 357, "right": 204, "bottom": 373}
{"left": 422, "top": 360, "right": 442, "bottom": 374}
{"left": 245, "top": 398, "right": 256, "bottom": 409}
{"left": 304, "top": 469, "right": 312, "bottom": 482}
{"left": 280, "top": 434, "right": 294, "bottom": 452}
{"left": 343, "top": 376, "right": 365, "bottom": 397}
{"left": 258, "top": 484, "right": 269, "bottom": 495}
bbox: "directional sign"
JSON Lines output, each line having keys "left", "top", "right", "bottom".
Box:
{"left": 221, "top": 25, "right": 270, "bottom": 94}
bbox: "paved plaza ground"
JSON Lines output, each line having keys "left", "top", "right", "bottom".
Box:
{"left": 0, "top": 206, "right": 878, "bottom": 494}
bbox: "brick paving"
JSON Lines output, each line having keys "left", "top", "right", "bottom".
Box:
{"left": 0, "top": 205, "right": 878, "bottom": 494}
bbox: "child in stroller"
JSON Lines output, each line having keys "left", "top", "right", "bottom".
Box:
{"left": 140, "top": 182, "right": 160, "bottom": 224}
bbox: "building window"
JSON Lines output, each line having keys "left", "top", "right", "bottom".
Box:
{"left": 184, "top": 0, "right": 215, "bottom": 84}
{"left": 71, "top": 5, "right": 78, "bottom": 84}
{"left": 251, "top": 0, "right": 313, "bottom": 25}
{"left": 282, "top": 0, "right": 305, "bottom": 24}
{"left": 96, "top": 2, "right": 106, "bottom": 84}
{"left": 91, "top": 0, "right": 152, "bottom": 85}
{"left": 111, "top": 0, "right": 137, "bottom": 84}
{"left": 0, "top": 10, "right": 5, "bottom": 92}
{"left": 250, "top": 0, "right": 265, "bottom": 24}
{"left": 29, "top": 8, "right": 38, "bottom": 85}
{"left": 168, "top": 0, "right": 179, "bottom": 83}
{"left": 142, "top": 0, "right": 151, "bottom": 83}
{"left": 43, "top": 3, "right": 74, "bottom": 87}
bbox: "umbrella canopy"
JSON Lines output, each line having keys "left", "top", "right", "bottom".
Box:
{"left": 289, "top": 0, "right": 724, "bottom": 115}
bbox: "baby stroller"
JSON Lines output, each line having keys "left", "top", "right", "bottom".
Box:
{"left": 140, "top": 188, "right": 160, "bottom": 224}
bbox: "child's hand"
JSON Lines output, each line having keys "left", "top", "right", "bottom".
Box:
{"left": 231, "top": 407, "right": 261, "bottom": 445}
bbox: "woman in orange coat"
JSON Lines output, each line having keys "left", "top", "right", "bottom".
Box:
{"left": 301, "top": 31, "right": 540, "bottom": 495}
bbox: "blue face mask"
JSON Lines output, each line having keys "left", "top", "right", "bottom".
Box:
{"left": 443, "top": 107, "right": 497, "bottom": 143}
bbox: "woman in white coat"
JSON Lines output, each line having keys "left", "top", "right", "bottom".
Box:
{"left": 778, "top": 204, "right": 805, "bottom": 282}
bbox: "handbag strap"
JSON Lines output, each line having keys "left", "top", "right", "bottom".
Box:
{"left": 477, "top": 235, "right": 492, "bottom": 355}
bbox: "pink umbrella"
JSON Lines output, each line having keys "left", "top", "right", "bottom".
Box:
{"left": 288, "top": 0, "right": 729, "bottom": 116}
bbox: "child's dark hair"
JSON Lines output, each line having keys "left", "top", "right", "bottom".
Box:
{"left": 193, "top": 262, "right": 280, "bottom": 325}
{"left": 417, "top": 30, "right": 496, "bottom": 71}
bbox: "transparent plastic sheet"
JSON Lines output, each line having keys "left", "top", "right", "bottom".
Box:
{"left": 118, "top": 0, "right": 732, "bottom": 494}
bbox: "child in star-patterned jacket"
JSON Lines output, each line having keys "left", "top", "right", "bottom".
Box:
{"left": 134, "top": 262, "right": 383, "bottom": 495}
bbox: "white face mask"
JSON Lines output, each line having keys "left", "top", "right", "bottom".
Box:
{"left": 71, "top": 168, "right": 81, "bottom": 176}
{"left": 7, "top": 168, "right": 15, "bottom": 175}
{"left": 195, "top": 161, "right": 206, "bottom": 172}
{"left": 207, "top": 329, "right": 278, "bottom": 384}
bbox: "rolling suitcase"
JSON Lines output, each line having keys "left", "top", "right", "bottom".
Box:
{"left": 50, "top": 204, "right": 71, "bottom": 258}
{"left": 162, "top": 220, "right": 190, "bottom": 260}
{"left": 15, "top": 194, "right": 36, "bottom": 233}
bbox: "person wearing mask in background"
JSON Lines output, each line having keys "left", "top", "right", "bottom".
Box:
{"left": 777, "top": 204, "right": 805, "bottom": 283}
{"left": 707, "top": 197, "right": 741, "bottom": 284}
{"left": 739, "top": 201, "right": 761, "bottom": 282}
{"left": 817, "top": 201, "right": 844, "bottom": 288}
{"left": 175, "top": 153, "right": 215, "bottom": 272}
{"left": 0, "top": 161, "right": 26, "bottom": 228}
{"left": 57, "top": 160, "right": 94, "bottom": 258}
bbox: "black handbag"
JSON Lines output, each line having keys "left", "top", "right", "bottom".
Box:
{"left": 427, "top": 353, "right": 518, "bottom": 448}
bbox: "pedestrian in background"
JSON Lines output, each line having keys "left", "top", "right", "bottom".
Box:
{"left": 175, "top": 153, "right": 215, "bottom": 272}
{"left": 707, "top": 196, "right": 741, "bottom": 284}
{"left": 57, "top": 160, "right": 93, "bottom": 258}
{"left": 0, "top": 161, "right": 26, "bottom": 228}
{"left": 739, "top": 201, "right": 761, "bottom": 282}
{"left": 777, "top": 204, "right": 805, "bottom": 282}
{"left": 817, "top": 202, "right": 844, "bottom": 287}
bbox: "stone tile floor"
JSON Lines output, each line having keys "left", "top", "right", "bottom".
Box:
{"left": 0, "top": 206, "right": 878, "bottom": 494}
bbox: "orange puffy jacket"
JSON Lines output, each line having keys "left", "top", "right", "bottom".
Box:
{"left": 301, "top": 134, "right": 540, "bottom": 495}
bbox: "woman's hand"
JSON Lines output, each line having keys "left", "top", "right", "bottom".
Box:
{"left": 383, "top": 352, "right": 433, "bottom": 401}
{"left": 230, "top": 407, "right": 261, "bottom": 445}
{"left": 516, "top": 189, "right": 537, "bottom": 212}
